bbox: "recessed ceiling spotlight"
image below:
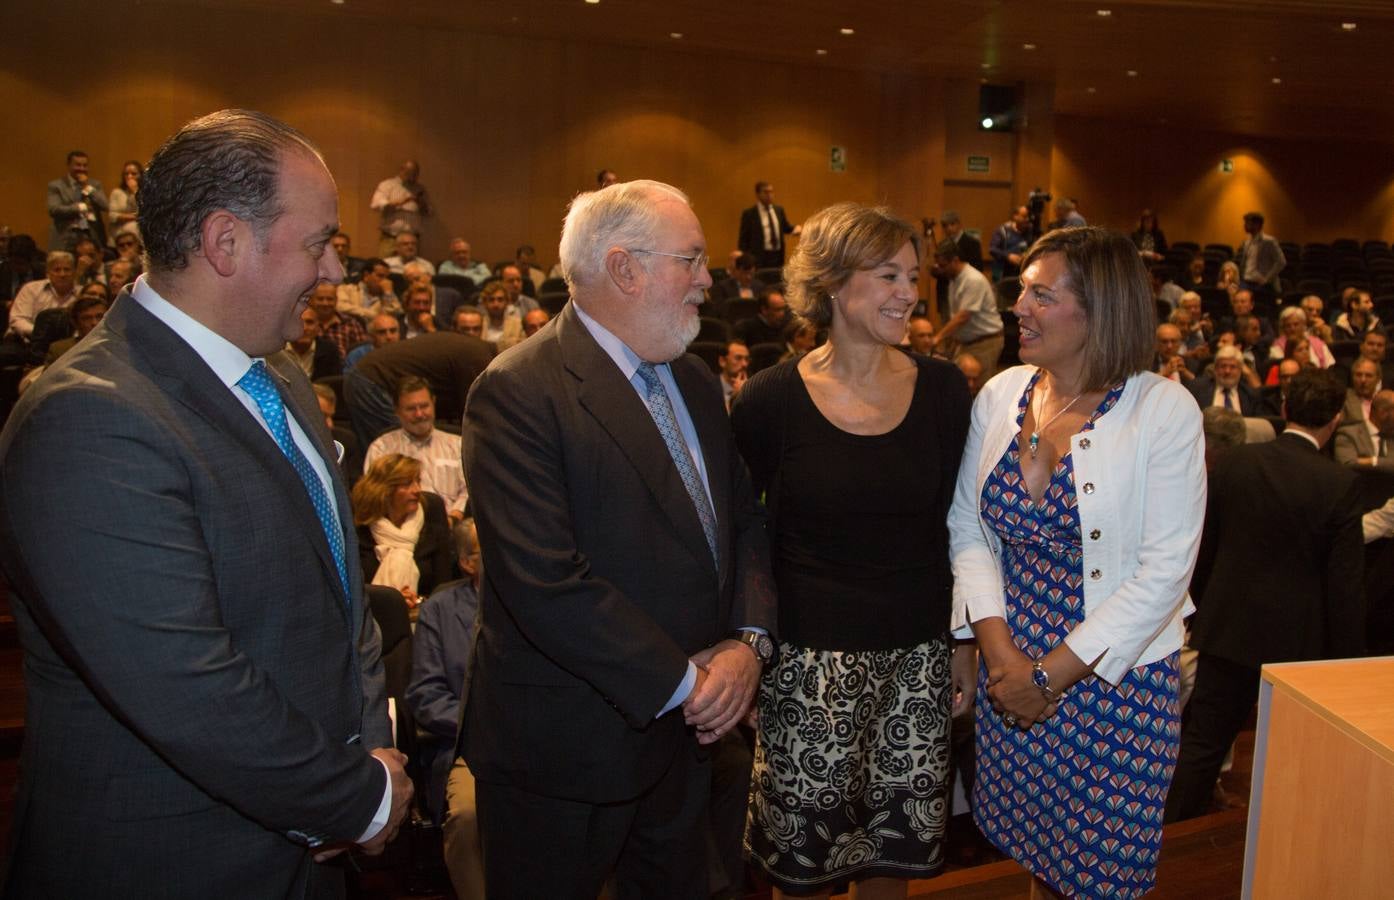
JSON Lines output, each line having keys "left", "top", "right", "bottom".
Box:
{"left": 1023, "top": 43, "right": 1037, "bottom": 50}
{"left": 1087, "top": 86, "right": 1097, "bottom": 93}
{"left": 1342, "top": 22, "right": 1358, "bottom": 31}
{"left": 816, "top": 48, "right": 828, "bottom": 55}
{"left": 1096, "top": 9, "right": 1112, "bottom": 16}
{"left": 670, "top": 32, "right": 683, "bottom": 39}
{"left": 1272, "top": 77, "right": 1282, "bottom": 84}
{"left": 840, "top": 27, "right": 855, "bottom": 35}
{"left": 982, "top": 117, "right": 995, "bottom": 129}
{"left": 1126, "top": 69, "right": 1138, "bottom": 77}
{"left": 981, "top": 62, "right": 991, "bottom": 69}
{"left": 584, "top": 0, "right": 600, "bottom": 4}
{"left": 330, "top": 0, "right": 344, "bottom": 5}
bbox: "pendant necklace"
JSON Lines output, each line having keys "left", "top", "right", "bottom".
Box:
{"left": 1028, "top": 383, "right": 1082, "bottom": 460}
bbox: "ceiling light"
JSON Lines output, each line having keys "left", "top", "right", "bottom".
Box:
{"left": 330, "top": 0, "right": 344, "bottom": 4}
{"left": 1272, "top": 77, "right": 1282, "bottom": 84}
{"left": 1126, "top": 69, "right": 1138, "bottom": 77}
{"left": 981, "top": 62, "right": 991, "bottom": 69}
{"left": 982, "top": 117, "right": 995, "bottom": 129}
{"left": 1342, "top": 22, "right": 1358, "bottom": 31}
{"left": 840, "top": 27, "right": 855, "bottom": 35}
{"left": 816, "top": 48, "right": 828, "bottom": 55}
{"left": 670, "top": 32, "right": 682, "bottom": 39}
{"left": 1087, "top": 86, "right": 1097, "bottom": 93}
{"left": 1096, "top": 9, "right": 1112, "bottom": 16}
{"left": 584, "top": 0, "right": 599, "bottom": 4}
{"left": 1023, "top": 43, "right": 1037, "bottom": 50}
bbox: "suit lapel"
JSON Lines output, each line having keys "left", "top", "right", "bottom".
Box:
{"left": 111, "top": 296, "right": 354, "bottom": 617}
{"left": 559, "top": 307, "right": 716, "bottom": 574}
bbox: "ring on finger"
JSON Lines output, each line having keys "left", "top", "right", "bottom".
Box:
{"left": 1002, "top": 713, "right": 1018, "bottom": 726}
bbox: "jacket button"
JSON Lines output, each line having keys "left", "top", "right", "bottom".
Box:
{"left": 1079, "top": 438, "right": 1091, "bottom": 450}
{"left": 1090, "top": 569, "right": 1102, "bottom": 580}
{"left": 1082, "top": 482, "right": 1095, "bottom": 494}
{"left": 1090, "top": 529, "right": 1101, "bottom": 540}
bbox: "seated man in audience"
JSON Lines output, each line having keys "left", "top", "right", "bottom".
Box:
{"left": 706, "top": 253, "right": 764, "bottom": 316}
{"left": 402, "top": 285, "right": 439, "bottom": 339}
{"left": 331, "top": 231, "right": 370, "bottom": 283}
{"left": 346, "top": 330, "right": 494, "bottom": 447}
{"left": 905, "top": 314, "right": 935, "bottom": 357}
{"left": 499, "top": 263, "right": 539, "bottom": 314}
{"left": 1178, "top": 290, "right": 1213, "bottom": 350}
{"left": 338, "top": 258, "right": 400, "bottom": 321}
{"left": 346, "top": 313, "right": 401, "bottom": 373}
{"left": 112, "top": 231, "right": 143, "bottom": 264}
{"left": 312, "top": 382, "right": 363, "bottom": 485}
{"left": 284, "top": 307, "right": 342, "bottom": 381}
{"left": 404, "top": 260, "right": 462, "bottom": 325}
{"left": 1261, "top": 358, "right": 1302, "bottom": 417}
{"left": 954, "top": 353, "right": 984, "bottom": 397}
{"left": 105, "top": 258, "right": 136, "bottom": 298}
{"left": 717, "top": 340, "right": 749, "bottom": 413}
{"left": 6, "top": 251, "right": 78, "bottom": 341}
{"left": 477, "top": 281, "right": 523, "bottom": 351}
{"left": 1332, "top": 289, "right": 1381, "bottom": 341}
{"left": 1300, "top": 294, "right": 1334, "bottom": 344}
{"left": 515, "top": 245, "right": 546, "bottom": 296}
{"left": 521, "top": 308, "right": 550, "bottom": 338}
{"left": 44, "top": 293, "right": 108, "bottom": 365}
{"left": 1188, "top": 345, "right": 1259, "bottom": 415}
{"left": 1333, "top": 388, "right": 1394, "bottom": 470}
{"left": 734, "top": 287, "right": 790, "bottom": 349}
{"left": 1232, "top": 313, "right": 1269, "bottom": 381}
{"left": 439, "top": 238, "right": 492, "bottom": 285}
{"left": 1342, "top": 357, "right": 1381, "bottom": 425}
{"left": 308, "top": 282, "right": 367, "bottom": 360}
{"left": 385, "top": 231, "right": 435, "bottom": 277}
{"left": 71, "top": 237, "right": 105, "bottom": 289}
{"left": 365, "top": 376, "right": 468, "bottom": 522}
{"left": 453, "top": 306, "right": 485, "bottom": 338}
{"left": 1155, "top": 322, "right": 1196, "bottom": 383}
{"left": 1151, "top": 264, "right": 1184, "bottom": 312}
{"left": 1179, "top": 253, "right": 1208, "bottom": 291}
{"left": 1218, "top": 288, "right": 1275, "bottom": 345}
{"left": 1360, "top": 329, "right": 1394, "bottom": 388}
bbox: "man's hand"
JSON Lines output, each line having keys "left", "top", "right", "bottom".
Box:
{"left": 730, "top": 370, "right": 748, "bottom": 397}
{"left": 682, "top": 639, "right": 760, "bottom": 744}
{"left": 358, "top": 748, "right": 413, "bottom": 855}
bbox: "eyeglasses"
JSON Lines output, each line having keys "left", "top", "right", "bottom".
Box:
{"left": 633, "top": 249, "right": 708, "bottom": 278}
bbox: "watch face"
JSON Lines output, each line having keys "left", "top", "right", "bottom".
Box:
{"left": 757, "top": 634, "right": 774, "bottom": 660}
{"left": 1032, "top": 666, "right": 1049, "bottom": 688}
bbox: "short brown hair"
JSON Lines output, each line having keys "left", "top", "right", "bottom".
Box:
{"left": 783, "top": 202, "right": 919, "bottom": 327}
{"left": 395, "top": 375, "right": 433, "bottom": 404}
{"left": 351, "top": 453, "right": 422, "bottom": 525}
{"left": 1020, "top": 227, "right": 1155, "bottom": 391}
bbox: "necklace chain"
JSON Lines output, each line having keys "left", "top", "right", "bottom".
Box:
{"left": 1028, "top": 382, "right": 1083, "bottom": 460}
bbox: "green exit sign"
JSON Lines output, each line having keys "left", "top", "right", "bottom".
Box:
{"left": 967, "top": 155, "right": 991, "bottom": 173}
{"left": 1220, "top": 159, "right": 1234, "bottom": 173}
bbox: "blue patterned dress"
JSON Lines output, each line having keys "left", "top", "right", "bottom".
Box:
{"left": 973, "top": 373, "right": 1180, "bottom": 898}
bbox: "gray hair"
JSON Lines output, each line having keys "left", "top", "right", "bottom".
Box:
{"left": 139, "top": 109, "right": 320, "bottom": 273}
{"left": 558, "top": 179, "right": 690, "bottom": 291}
{"left": 1278, "top": 305, "right": 1306, "bottom": 324}
{"left": 46, "top": 251, "right": 74, "bottom": 268}
{"left": 1213, "top": 344, "right": 1243, "bottom": 365}
{"left": 1202, "top": 407, "right": 1246, "bottom": 450}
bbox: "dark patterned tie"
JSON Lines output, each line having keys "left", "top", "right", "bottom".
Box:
{"left": 635, "top": 362, "right": 718, "bottom": 567}
{"left": 238, "top": 360, "right": 349, "bottom": 595}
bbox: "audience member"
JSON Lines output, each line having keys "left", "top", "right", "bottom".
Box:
{"left": 1360, "top": 329, "right": 1394, "bottom": 387}
{"left": 284, "top": 307, "right": 342, "bottom": 380}
{"left": 1178, "top": 253, "right": 1208, "bottom": 291}
{"left": 738, "top": 180, "right": 800, "bottom": 270}
{"left": 1151, "top": 264, "right": 1184, "bottom": 312}
{"left": 1188, "top": 345, "right": 1259, "bottom": 414}
{"left": 988, "top": 205, "right": 1031, "bottom": 280}
{"left": 312, "top": 382, "right": 363, "bottom": 484}
{"left": 1236, "top": 211, "right": 1285, "bottom": 298}
{"left": 308, "top": 282, "right": 367, "bottom": 359}
{"left": 927, "top": 210, "right": 983, "bottom": 270}
{"left": 1300, "top": 294, "right": 1334, "bottom": 344}
{"left": 7, "top": 251, "right": 77, "bottom": 340}
{"left": 346, "top": 313, "right": 402, "bottom": 372}
{"left": 906, "top": 314, "right": 935, "bottom": 356}
{"left": 338, "top": 257, "right": 400, "bottom": 321}
{"left": 931, "top": 240, "right": 1003, "bottom": 379}
{"left": 1270, "top": 305, "right": 1333, "bottom": 368}
{"left": 371, "top": 160, "right": 431, "bottom": 253}
{"left": 706, "top": 252, "right": 764, "bottom": 315}
{"left": 477, "top": 281, "right": 523, "bottom": 350}
{"left": 106, "top": 159, "right": 142, "bottom": 244}
{"left": 521, "top": 308, "right": 549, "bottom": 337}
{"left": 346, "top": 330, "right": 493, "bottom": 447}
{"left": 1216, "top": 260, "right": 1242, "bottom": 299}
{"left": 106, "top": 258, "right": 136, "bottom": 298}
{"left": 402, "top": 284, "right": 438, "bottom": 339}
{"left": 716, "top": 340, "right": 748, "bottom": 412}
{"left": 1334, "top": 389, "right": 1394, "bottom": 470}
{"left": 46, "top": 150, "right": 108, "bottom": 250}
{"left": 452, "top": 305, "right": 484, "bottom": 337}
{"left": 734, "top": 287, "right": 789, "bottom": 348}
{"left": 43, "top": 292, "right": 108, "bottom": 365}
{"left": 1332, "top": 289, "right": 1381, "bottom": 341}
{"left": 351, "top": 453, "right": 456, "bottom": 609}
{"left": 777, "top": 316, "right": 816, "bottom": 362}
{"left": 498, "top": 263, "right": 539, "bottom": 313}
{"left": 596, "top": 168, "right": 619, "bottom": 188}
{"left": 1155, "top": 322, "right": 1196, "bottom": 383}
{"left": 439, "top": 238, "right": 491, "bottom": 284}
{"left": 1201, "top": 406, "right": 1247, "bottom": 471}
{"left": 954, "top": 352, "right": 984, "bottom": 396}
{"left": 514, "top": 244, "right": 545, "bottom": 295}
{"left": 1168, "top": 369, "right": 1363, "bottom": 822}
{"left": 364, "top": 376, "right": 468, "bottom": 521}
{"left": 1, "top": 234, "right": 40, "bottom": 305}
{"left": 331, "top": 231, "right": 370, "bottom": 283}
{"left": 112, "top": 230, "right": 143, "bottom": 264}
{"left": 1343, "top": 357, "right": 1381, "bottom": 424}
{"left": 384, "top": 231, "right": 435, "bottom": 277}
{"left": 1131, "top": 208, "right": 1168, "bottom": 263}
{"left": 1050, "top": 196, "right": 1086, "bottom": 228}
{"left": 70, "top": 237, "right": 104, "bottom": 288}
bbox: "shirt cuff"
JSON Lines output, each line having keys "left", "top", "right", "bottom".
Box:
{"left": 355, "top": 757, "right": 393, "bottom": 843}
{"left": 657, "top": 662, "right": 697, "bottom": 718}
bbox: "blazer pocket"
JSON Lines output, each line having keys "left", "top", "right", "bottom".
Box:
{"left": 104, "top": 771, "right": 220, "bottom": 821}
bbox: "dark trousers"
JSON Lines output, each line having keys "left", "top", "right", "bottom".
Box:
{"left": 475, "top": 743, "right": 711, "bottom": 900}
{"left": 706, "top": 729, "right": 753, "bottom": 898}
{"left": 1164, "top": 652, "right": 1260, "bottom": 822}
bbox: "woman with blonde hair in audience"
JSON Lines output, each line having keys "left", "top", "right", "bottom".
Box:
{"left": 1216, "top": 259, "right": 1241, "bottom": 297}
{"left": 1269, "top": 304, "right": 1333, "bottom": 369}
{"left": 734, "top": 202, "right": 974, "bottom": 899}
{"left": 351, "top": 453, "right": 456, "bottom": 607}
{"left": 949, "top": 226, "right": 1205, "bottom": 898}
{"left": 107, "top": 160, "right": 142, "bottom": 244}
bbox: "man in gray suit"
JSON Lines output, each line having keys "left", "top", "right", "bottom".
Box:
{"left": 46, "top": 150, "right": 109, "bottom": 250}
{"left": 1236, "top": 211, "right": 1285, "bottom": 300}
{"left": 1334, "top": 388, "right": 1394, "bottom": 470}
{"left": 0, "top": 110, "right": 411, "bottom": 898}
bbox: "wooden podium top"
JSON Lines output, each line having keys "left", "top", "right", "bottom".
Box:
{"left": 1261, "top": 656, "right": 1394, "bottom": 764}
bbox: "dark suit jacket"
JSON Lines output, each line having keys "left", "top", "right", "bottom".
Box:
{"left": 354, "top": 331, "right": 494, "bottom": 425}
{"left": 1189, "top": 432, "right": 1366, "bottom": 669}
{"left": 0, "top": 293, "right": 391, "bottom": 898}
{"left": 356, "top": 491, "right": 457, "bottom": 599}
{"left": 1186, "top": 376, "right": 1260, "bottom": 416}
{"left": 46, "top": 175, "right": 108, "bottom": 250}
{"left": 738, "top": 203, "right": 795, "bottom": 269}
{"left": 460, "top": 303, "right": 775, "bottom": 804}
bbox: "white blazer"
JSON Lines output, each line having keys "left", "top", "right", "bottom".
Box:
{"left": 949, "top": 365, "right": 1206, "bottom": 684}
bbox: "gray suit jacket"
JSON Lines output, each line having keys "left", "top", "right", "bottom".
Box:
{"left": 0, "top": 293, "right": 391, "bottom": 898}
{"left": 1333, "top": 420, "right": 1394, "bottom": 470}
{"left": 46, "top": 175, "right": 108, "bottom": 250}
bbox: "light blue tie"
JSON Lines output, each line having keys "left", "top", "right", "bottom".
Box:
{"left": 635, "top": 362, "right": 718, "bottom": 567}
{"left": 237, "top": 360, "right": 349, "bottom": 596}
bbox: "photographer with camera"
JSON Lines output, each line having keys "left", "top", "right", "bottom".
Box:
{"left": 989, "top": 204, "right": 1032, "bottom": 280}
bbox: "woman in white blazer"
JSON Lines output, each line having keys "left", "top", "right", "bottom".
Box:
{"left": 948, "top": 227, "right": 1205, "bottom": 899}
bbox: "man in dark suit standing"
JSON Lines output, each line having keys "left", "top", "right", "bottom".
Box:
{"left": 737, "top": 180, "right": 800, "bottom": 270}
{"left": 459, "top": 179, "right": 776, "bottom": 897}
{"left": 1166, "top": 369, "right": 1365, "bottom": 822}
{"left": 0, "top": 110, "right": 412, "bottom": 897}
{"left": 45, "top": 150, "right": 108, "bottom": 250}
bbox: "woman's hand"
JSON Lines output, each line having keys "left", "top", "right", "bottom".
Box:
{"left": 985, "top": 654, "right": 1055, "bottom": 728}
{"left": 950, "top": 642, "right": 977, "bottom": 717}
{"left": 399, "top": 586, "right": 420, "bottom": 608}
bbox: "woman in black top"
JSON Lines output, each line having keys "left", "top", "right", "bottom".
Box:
{"left": 732, "top": 203, "right": 974, "bottom": 899}
{"left": 351, "top": 453, "right": 456, "bottom": 607}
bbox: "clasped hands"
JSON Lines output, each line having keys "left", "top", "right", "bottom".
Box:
{"left": 682, "top": 638, "right": 760, "bottom": 745}
{"left": 313, "top": 747, "right": 414, "bottom": 863}
{"left": 986, "top": 651, "right": 1057, "bottom": 730}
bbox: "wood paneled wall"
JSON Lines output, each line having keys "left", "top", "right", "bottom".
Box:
{"left": 4, "top": 2, "right": 945, "bottom": 270}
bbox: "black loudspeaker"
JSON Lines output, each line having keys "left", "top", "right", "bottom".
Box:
{"left": 979, "top": 83, "right": 1021, "bottom": 132}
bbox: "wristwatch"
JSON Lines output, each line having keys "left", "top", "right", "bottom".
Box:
{"left": 1031, "top": 661, "right": 1058, "bottom": 701}
{"left": 733, "top": 630, "right": 777, "bottom": 667}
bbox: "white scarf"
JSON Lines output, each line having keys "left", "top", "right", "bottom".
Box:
{"left": 370, "top": 504, "right": 424, "bottom": 594}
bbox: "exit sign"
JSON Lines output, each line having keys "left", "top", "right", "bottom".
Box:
{"left": 967, "top": 155, "right": 991, "bottom": 173}
{"left": 1220, "top": 159, "right": 1234, "bottom": 173}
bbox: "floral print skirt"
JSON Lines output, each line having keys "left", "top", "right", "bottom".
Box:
{"left": 744, "top": 637, "right": 952, "bottom": 892}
